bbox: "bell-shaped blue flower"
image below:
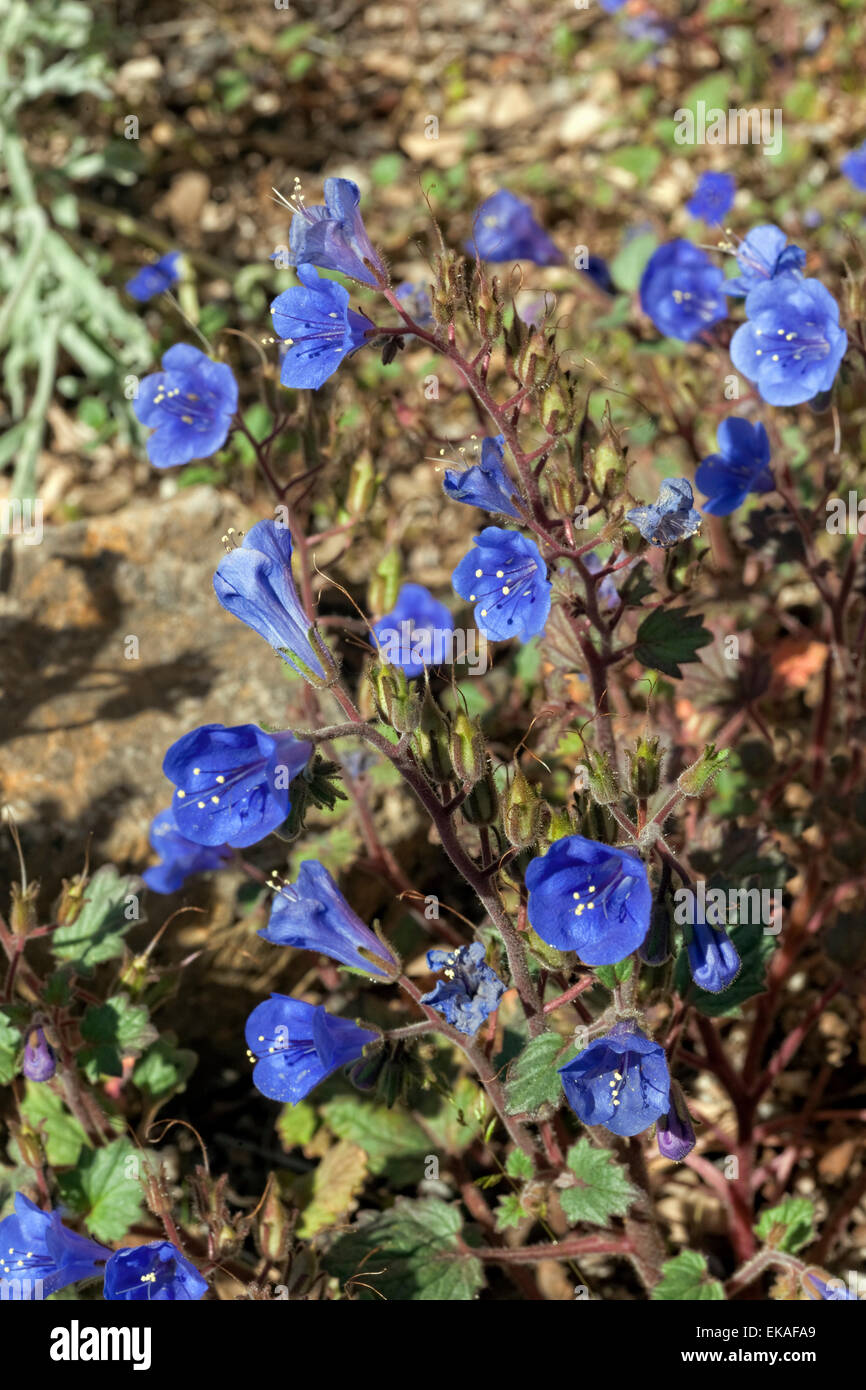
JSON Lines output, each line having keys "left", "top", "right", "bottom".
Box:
{"left": 420, "top": 942, "right": 506, "bottom": 1036}
{"left": 656, "top": 1081, "right": 696, "bottom": 1161}
{"left": 134, "top": 343, "right": 238, "bottom": 468}
{"left": 0, "top": 1193, "right": 108, "bottom": 1296}
{"left": 686, "top": 171, "right": 736, "bottom": 225}
{"left": 467, "top": 190, "right": 563, "bottom": 266}
{"left": 639, "top": 239, "right": 728, "bottom": 341}
{"left": 270, "top": 264, "right": 370, "bottom": 390}
{"left": 163, "top": 723, "right": 312, "bottom": 849}
{"left": 142, "top": 809, "right": 232, "bottom": 894}
{"left": 730, "top": 275, "right": 848, "bottom": 407}
{"left": 724, "top": 224, "right": 806, "bottom": 298}
{"left": 22, "top": 1026, "right": 56, "bottom": 1082}
{"left": 103, "top": 1242, "right": 208, "bottom": 1301}
{"left": 526, "top": 835, "right": 651, "bottom": 965}
{"left": 245, "top": 993, "right": 378, "bottom": 1103}
{"left": 452, "top": 527, "right": 551, "bottom": 642}
{"left": 260, "top": 860, "right": 398, "bottom": 978}
{"left": 125, "top": 251, "right": 181, "bottom": 302}
{"left": 370, "top": 583, "right": 456, "bottom": 679}
{"left": 685, "top": 918, "right": 741, "bottom": 994}
{"left": 395, "top": 281, "right": 434, "bottom": 326}
{"left": 213, "top": 519, "right": 336, "bottom": 685}
{"left": 626, "top": 477, "right": 702, "bottom": 547}
{"left": 443, "top": 435, "right": 521, "bottom": 518}
{"left": 559, "top": 1020, "right": 671, "bottom": 1137}
{"left": 283, "top": 177, "right": 386, "bottom": 287}
{"left": 695, "top": 417, "right": 773, "bottom": 516}
{"left": 841, "top": 140, "right": 866, "bottom": 192}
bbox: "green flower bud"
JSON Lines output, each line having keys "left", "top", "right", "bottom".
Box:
{"left": 503, "top": 768, "right": 551, "bottom": 848}
{"left": 54, "top": 869, "right": 89, "bottom": 928}
{"left": 368, "top": 548, "right": 402, "bottom": 618}
{"left": 544, "top": 805, "right": 577, "bottom": 843}
{"left": 625, "top": 735, "right": 664, "bottom": 799}
{"left": 257, "top": 1179, "right": 292, "bottom": 1264}
{"left": 581, "top": 748, "right": 619, "bottom": 805}
{"left": 10, "top": 881, "right": 39, "bottom": 937}
{"left": 677, "top": 744, "right": 729, "bottom": 797}
{"left": 411, "top": 687, "right": 453, "bottom": 784}
{"left": 462, "top": 769, "right": 500, "bottom": 825}
{"left": 540, "top": 381, "right": 570, "bottom": 436}
{"left": 450, "top": 711, "right": 487, "bottom": 788}
{"left": 368, "top": 662, "right": 421, "bottom": 733}
{"left": 515, "top": 339, "right": 540, "bottom": 387}
{"left": 574, "top": 793, "right": 618, "bottom": 844}
{"left": 345, "top": 453, "right": 380, "bottom": 518}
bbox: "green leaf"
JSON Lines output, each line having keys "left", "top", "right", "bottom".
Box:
{"left": 505, "top": 1033, "right": 575, "bottom": 1115}
{"left": 674, "top": 917, "right": 775, "bottom": 1017}
{"left": 607, "top": 146, "right": 662, "bottom": 186}
{"left": 634, "top": 608, "right": 712, "bottom": 679}
{"left": 277, "top": 1100, "right": 318, "bottom": 1150}
{"left": 595, "top": 957, "right": 634, "bottom": 989}
{"left": 651, "top": 1250, "right": 725, "bottom": 1301}
{"left": 754, "top": 1197, "right": 815, "bottom": 1254}
{"left": 325, "top": 1197, "right": 485, "bottom": 1300}
{"left": 298, "top": 1141, "right": 368, "bottom": 1238}
{"left": 495, "top": 1194, "right": 529, "bottom": 1231}
{"left": 505, "top": 1149, "right": 534, "bottom": 1180}
{"left": 320, "top": 1096, "right": 430, "bottom": 1182}
{"left": 80, "top": 994, "right": 157, "bottom": 1079}
{"left": 414, "top": 1075, "right": 486, "bottom": 1154}
{"left": 560, "top": 1139, "right": 639, "bottom": 1226}
{"left": 609, "top": 231, "right": 658, "bottom": 292}
{"left": 0, "top": 1009, "right": 21, "bottom": 1086}
{"left": 52, "top": 866, "right": 144, "bottom": 973}
{"left": 18, "top": 1082, "right": 89, "bottom": 1166}
{"left": 132, "top": 1038, "right": 196, "bottom": 1102}
{"left": 57, "top": 1137, "right": 143, "bottom": 1241}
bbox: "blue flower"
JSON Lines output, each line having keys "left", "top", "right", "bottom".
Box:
{"left": 395, "top": 281, "right": 434, "bottom": 326}
{"left": 584, "top": 551, "right": 620, "bottom": 609}
{"left": 803, "top": 1270, "right": 859, "bottom": 1301}
{"left": 142, "top": 809, "right": 232, "bottom": 894}
{"left": 841, "top": 140, "right": 866, "bottom": 192}
{"left": 420, "top": 942, "right": 506, "bottom": 1036}
{"left": 133, "top": 343, "right": 237, "bottom": 468}
{"left": 0, "top": 1193, "right": 108, "bottom": 1296}
{"left": 685, "top": 918, "right": 741, "bottom": 993}
{"left": 467, "top": 190, "right": 563, "bottom": 266}
{"left": 639, "top": 239, "right": 728, "bottom": 341}
{"left": 730, "top": 276, "right": 848, "bottom": 407}
{"left": 695, "top": 417, "right": 773, "bottom": 516}
{"left": 270, "top": 264, "right": 370, "bottom": 390}
{"left": 559, "top": 1020, "right": 671, "bottom": 1137}
{"left": 656, "top": 1082, "right": 696, "bottom": 1161}
{"left": 525, "top": 835, "right": 651, "bottom": 965}
{"left": 452, "top": 527, "right": 551, "bottom": 642}
{"left": 213, "top": 519, "right": 335, "bottom": 684}
{"left": 686, "top": 171, "right": 736, "bottom": 225}
{"left": 163, "top": 723, "right": 312, "bottom": 849}
{"left": 22, "top": 1026, "right": 56, "bottom": 1082}
{"left": 283, "top": 177, "right": 386, "bottom": 287}
{"left": 600, "top": 0, "right": 627, "bottom": 11}
{"left": 580, "top": 255, "right": 616, "bottom": 295}
{"left": 370, "top": 583, "right": 456, "bottom": 679}
{"left": 443, "top": 434, "right": 521, "bottom": 518}
{"left": 724, "top": 224, "right": 806, "bottom": 298}
{"left": 260, "top": 860, "right": 398, "bottom": 978}
{"left": 245, "top": 993, "right": 378, "bottom": 1103}
{"left": 626, "top": 477, "right": 702, "bottom": 547}
{"left": 103, "top": 1242, "right": 208, "bottom": 1301}
{"left": 125, "top": 251, "right": 181, "bottom": 302}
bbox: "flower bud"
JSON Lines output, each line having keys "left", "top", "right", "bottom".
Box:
{"left": 22, "top": 1026, "right": 56, "bottom": 1082}
{"left": 411, "top": 687, "right": 453, "bottom": 784}
{"left": 503, "top": 768, "right": 550, "bottom": 848}
{"left": 10, "top": 1119, "right": 45, "bottom": 1170}
{"left": 677, "top": 743, "right": 729, "bottom": 797}
{"left": 54, "top": 871, "right": 88, "bottom": 928}
{"left": 450, "top": 711, "right": 487, "bottom": 788}
{"left": 345, "top": 453, "right": 380, "bottom": 518}
{"left": 637, "top": 894, "right": 672, "bottom": 967}
{"left": 10, "top": 881, "right": 39, "bottom": 937}
{"left": 590, "top": 438, "right": 626, "bottom": 500}
{"left": 257, "top": 1178, "right": 292, "bottom": 1264}
{"left": 368, "top": 662, "right": 421, "bottom": 734}
{"left": 543, "top": 805, "right": 577, "bottom": 843}
{"left": 368, "top": 548, "right": 402, "bottom": 618}
{"left": 514, "top": 338, "right": 540, "bottom": 387}
{"left": 574, "top": 793, "right": 618, "bottom": 844}
{"left": 656, "top": 1081, "right": 696, "bottom": 1162}
{"left": 540, "top": 381, "right": 569, "bottom": 436}
{"left": 625, "top": 735, "right": 664, "bottom": 799}
{"left": 461, "top": 769, "right": 499, "bottom": 825}
{"left": 544, "top": 456, "right": 579, "bottom": 517}
{"left": 581, "top": 749, "right": 619, "bottom": 805}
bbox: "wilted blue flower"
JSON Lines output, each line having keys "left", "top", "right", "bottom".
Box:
{"left": 213, "top": 519, "right": 335, "bottom": 684}
{"left": 526, "top": 835, "right": 651, "bottom": 965}
{"left": 443, "top": 435, "right": 521, "bottom": 518}
{"left": 284, "top": 177, "right": 386, "bottom": 287}
{"left": 125, "top": 251, "right": 181, "bottom": 302}
{"left": 370, "top": 583, "right": 456, "bottom": 679}
{"left": 685, "top": 918, "right": 741, "bottom": 994}
{"left": 134, "top": 343, "right": 237, "bottom": 468}
{"left": 468, "top": 190, "right": 563, "bottom": 266}
{"left": 580, "top": 255, "right": 616, "bottom": 295}
{"left": 453, "top": 527, "right": 551, "bottom": 642}
{"left": 260, "top": 860, "right": 398, "bottom": 978}
{"left": 163, "top": 723, "right": 312, "bottom": 849}
{"left": 626, "top": 477, "right": 702, "bottom": 547}
{"left": 802, "top": 1270, "right": 859, "bottom": 1301}
{"left": 104, "top": 1242, "right": 208, "bottom": 1301}
{"left": 730, "top": 276, "right": 848, "bottom": 407}
{"left": 270, "top": 264, "right": 369, "bottom": 390}
{"left": 639, "top": 239, "right": 727, "bottom": 341}
{"left": 420, "top": 942, "right": 506, "bottom": 1036}
{"left": 656, "top": 1081, "right": 696, "bottom": 1161}
{"left": 22, "top": 1027, "right": 56, "bottom": 1082}
{"left": 395, "top": 281, "right": 434, "bottom": 326}
{"left": 142, "top": 809, "right": 232, "bottom": 894}
{"left": 245, "top": 993, "right": 378, "bottom": 1103}
{"left": 686, "top": 171, "right": 736, "bottom": 225}
{"left": 0, "top": 1194, "right": 108, "bottom": 1297}
{"left": 559, "top": 1020, "right": 671, "bottom": 1137}
{"left": 584, "top": 551, "right": 620, "bottom": 609}
{"left": 841, "top": 141, "right": 866, "bottom": 192}
{"left": 695, "top": 417, "right": 773, "bottom": 516}
{"left": 724, "top": 224, "right": 806, "bottom": 298}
